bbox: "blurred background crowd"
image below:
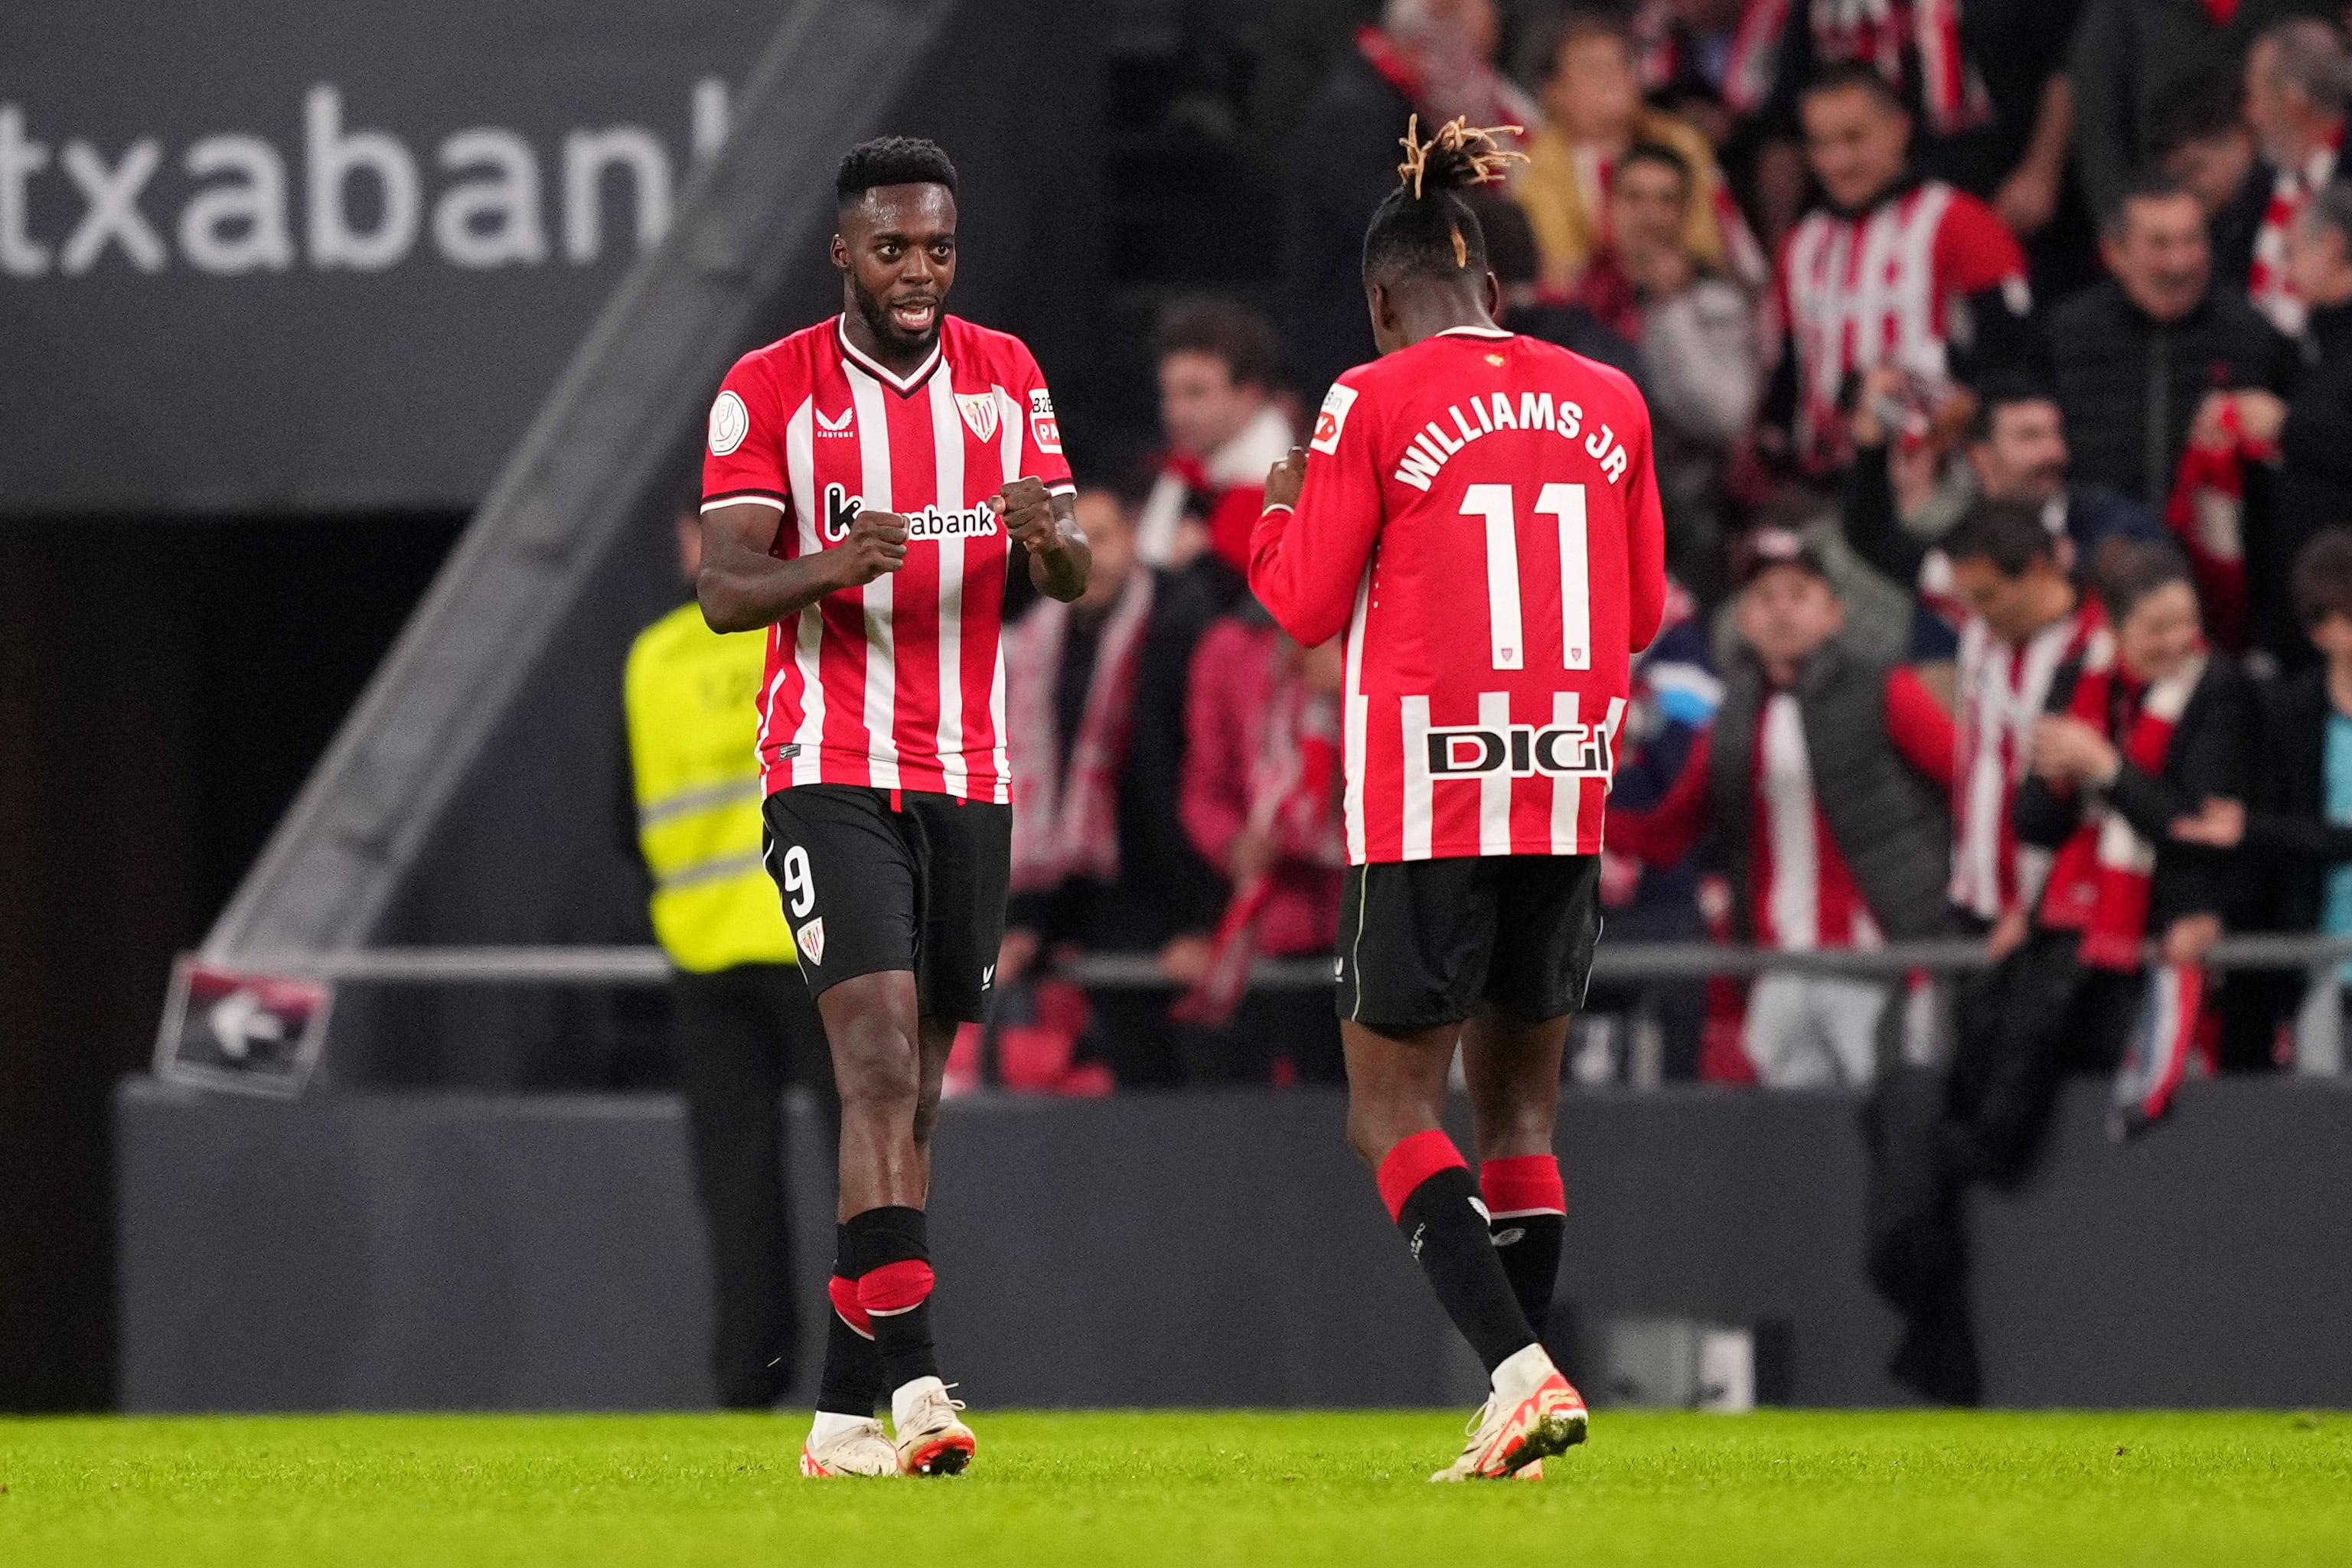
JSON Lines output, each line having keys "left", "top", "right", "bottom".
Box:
{"left": 899, "top": 0, "right": 2352, "bottom": 1102}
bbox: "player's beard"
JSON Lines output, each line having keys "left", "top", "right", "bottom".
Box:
{"left": 848, "top": 272, "right": 942, "bottom": 361}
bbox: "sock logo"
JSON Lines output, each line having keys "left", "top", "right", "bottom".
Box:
{"left": 1491, "top": 1226, "right": 1526, "bottom": 1247}
{"left": 1468, "top": 1195, "right": 1492, "bottom": 1224}
{"left": 1408, "top": 1222, "right": 1427, "bottom": 1259}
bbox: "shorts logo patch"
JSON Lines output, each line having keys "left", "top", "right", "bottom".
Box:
{"left": 956, "top": 393, "right": 1000, "bottom": 443}
{"left": 1310, "top": 383, "right": 1359, "bottom": 454}
{"left": 795, "top": 918, "right": 825, "bottom": 966}
{"left": 981, "top": 963, "right": 996, "bottom": 990}
{"left": 708, "top": 390, "right": 749, "bottom": 456}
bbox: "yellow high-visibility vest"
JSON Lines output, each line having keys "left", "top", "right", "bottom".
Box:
{"left": 624, "top": 601, "right": 794, "bottom": 973}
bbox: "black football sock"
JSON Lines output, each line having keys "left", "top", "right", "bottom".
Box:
{"left": 1481, "top": 1156, "right": 1568, "bottom": 1339}
{"left": 1378, "top": 1130, "right": 1538, "bottom": 1374}
{"left": 844, "top": 1205, "right": 941, "bottom": 1394}
{"left": 816, "top": 1249, "right": 888, "bottom": 1416}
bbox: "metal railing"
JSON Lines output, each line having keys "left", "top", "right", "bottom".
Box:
{"left": 214, "top": 934, "right": 2352, "bottom": 985}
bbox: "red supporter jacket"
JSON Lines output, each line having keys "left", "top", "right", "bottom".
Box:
{"left": 1249, "top": 325, "right": 1669, "bottom": 864}
{"left": 1179, "top": 616, "right": 1346, "bottom": 955}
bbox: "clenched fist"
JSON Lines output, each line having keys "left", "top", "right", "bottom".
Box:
{"left": 830, "top": 507, "right": 909, "bottom": 588}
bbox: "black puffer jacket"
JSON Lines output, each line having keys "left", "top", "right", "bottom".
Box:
{"left": 2042, "top": 279, "right": 2292, "bottom": 513}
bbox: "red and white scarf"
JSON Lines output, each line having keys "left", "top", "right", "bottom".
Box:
{"left": 2250, "top": 137, "right": 2341, "bottom": 337}
{"left": 1006, "top": 572, "right": 1156, "bottom": 893}
{"left": 2164, "top": 403, "right": 2272, "bottom": 654}
{"left": 1810, "top": 0, "right": 1992, "bottom": 137}
{"left": 2037, "top": 630, "right": 2204, "bottom": 970}
{"left": 1950, "top": 598, "right": 2103, "bottom": 921}
{"left": 1173, "top": 662, "right": 1345, "bottom": 1028}
{"left": 1633, "top": 0, "right": 1789, "bottom": 115}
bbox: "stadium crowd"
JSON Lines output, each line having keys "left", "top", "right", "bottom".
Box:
{"left": 987, "top": 0, "right": 2352, "bottom": 1113}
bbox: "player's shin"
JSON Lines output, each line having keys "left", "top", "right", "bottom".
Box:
{"left": 1480, "top": 1156, "right": 1567, "bottom": 1341}
{"left": 1378, "top": 1130, "right": 1540, "bottom": 1374}
{"left": 845, "top": 1205, "right": 940, "bottom": 1394}
{"left": 817, "top": 1248, "right": 888, "bottom": 1418}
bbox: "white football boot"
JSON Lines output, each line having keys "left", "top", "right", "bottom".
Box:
{"left": 800, "top": 1415, "right": 899, "bottom": 1478}
{"left": 891, "top": 1377, "right": 977, "bottom": 1475}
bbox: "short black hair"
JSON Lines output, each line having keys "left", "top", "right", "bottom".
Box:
{"left": 836, "top": 136, "right": 957, "bottom": 210}
{"left": 1152, "top": 295, "right": 1283, "bottom": 390}
{"left": 2101, "top": 166, "right": 2197, "bottom": 239}
{"left": 1943, "top": 497, "right": 2060, "bottom": 578}
{"left": 1964, "top": 370, "right": 2057, "bottom": 445}
{"left": 1464, "top": 188, "right": 1541, "bottom": 288}
{"left": 1618, "top": 140, "right": 1693, "bottom": 191}
{"left": 1800, "top": 60, "right": 1907, "bottom": 115}
{"left": 1362, "top": 118, "right": 1524, "bottom": 288}
{"left": 2293, "top": 528, "right": 2352, "bottom": 628}
{"left": 2094, "top": 538, "right": 2195, "bottom": 625}
{"left": 2147, "top": 65, "right": 2248, "bottom": 158}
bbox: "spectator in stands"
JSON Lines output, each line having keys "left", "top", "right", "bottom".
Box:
{"left": 2043, "top": 173, "right": 2294, "bottom": 517}
{"left": 1584, "top": 576, "right": 1722, "bottom": 1079}
{"left": 1608, "top": 533, "right": 1956, "bottom": 1087}
{"left": 1575, "top": 141, "right": 1763, "bottom": 599}
{"left": 1937, "top": 500, "right": 2111, "bottom": 950}
{"left": 1001, "top": 488, "right": 1226, "bottom": 1087}
{"left": 1281, "top": 0, "right": 1537, "bottom": 399}
{"left": 1515, "top": 8, "right": 1753, "bottom": 291}
{"left": 2243, "top": 18, "right": 2352, "bottom": 337}
{"left": 1177, "top": 609, "right": 1348, "bottom": 1084}
{"left": 2070, "top": 0, "right": 2337, "bottom": 233}
{"left": 2275, "top": 186, "right": 2352, "bottom": 582}
{"left": 1470, "top": 189, "right": 1646, "bottom": 381}
{"left": 1134, "top": 297, "right": 1297, "bottom": 601}
{"left": 2174, "top": 530, "right": 2352, "bottom": 1061}
{"left": 1627, "top": 0, "right": 1789, "bottom": 153}
{"left": 2151, "top": 66, "right": 2272, "bottom": 295}
{"left": 1774, "top": 64, "right": 2031, "bottom": 473}
{"left": 1841, "top": 373, "right": 2163, "bottom": 648}
{"left": 1875, "top": 540, "right": 2247, "bottom": 1405}
{"left": 1751, "top": 0, "right": 2079, "bottom": 248}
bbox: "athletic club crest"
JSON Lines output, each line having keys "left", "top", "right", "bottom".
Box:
{"left": 796, "top": 918, "right": 825, "bottom": 966}
{"left": 956, "top": 393, "right": 1000, "bottom": 443}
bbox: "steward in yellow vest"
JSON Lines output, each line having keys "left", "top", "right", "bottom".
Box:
{"left": 625, "top": 601, "right": 795, "bottom": 973}
{"left": 625, "top": 510, "right": 832, "bottom": 1410}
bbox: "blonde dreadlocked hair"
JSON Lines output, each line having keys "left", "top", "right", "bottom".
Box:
{"left": 1364, "top": 116, "right": 1527, "bottom": 285}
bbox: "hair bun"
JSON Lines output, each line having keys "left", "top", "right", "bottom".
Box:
{"left": 1396, "top": 116, "right": 1526, "bottom": 199}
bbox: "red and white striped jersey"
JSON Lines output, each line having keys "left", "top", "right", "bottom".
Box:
{"left": 1778, "top": 179, "right": 2026, "bottom": 466}
{"left": 702, "top": 315, "right": 1075, "bottom": 803}
{"left": 1949, "top": 602, "right": 2102, "bottom": 921}
{"left": 2250, "top": 139, "right": 2341, "bottom": 338}
{"left": 1250, "top": 327, "right": 1669, "bottom": 865}
{"left": 1753, "top": 693, "right": 1881, "bottom": 950}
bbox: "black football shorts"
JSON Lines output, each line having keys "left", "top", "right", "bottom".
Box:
{"left": 760, "top": 784, "right": 1012, "bottom": 1024}
{"left": 1335, "top": 853, "right": 1605, "bottom": 1038}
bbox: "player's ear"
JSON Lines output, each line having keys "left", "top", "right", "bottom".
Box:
{"left": 1482, "top": 269, "right": 1504, "bottom": 322}
{"left": 830, "top": 232, "right": 849, "bottom": 272}
{"left": 1365, "top": 278, "right": 1391, "bottom": 338}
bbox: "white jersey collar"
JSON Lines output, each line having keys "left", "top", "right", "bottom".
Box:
{"left": 837, "top": 315, "right": 944, "bottom": 395}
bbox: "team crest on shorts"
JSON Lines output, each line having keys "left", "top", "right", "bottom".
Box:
{"left": 796, "top": 918, "right": 825, "bottom": 966}
{"left": 956, "top": 393, "right": 1000, "bottom": 443}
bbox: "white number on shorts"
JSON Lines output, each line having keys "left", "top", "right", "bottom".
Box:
{"left": 1459, "top": 481, "right": 1591, "bottom": 672}
{"left": 781, "top": 844, "right": 816, "bottom": 918}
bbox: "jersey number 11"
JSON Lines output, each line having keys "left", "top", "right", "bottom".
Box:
{"left": 1460, "top": 482, "right": 1590, "bottom": 673}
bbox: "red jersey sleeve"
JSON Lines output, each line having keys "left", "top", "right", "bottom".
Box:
{"left": 702, "top": 351, "right": 791, "bottom": 515}
{"left": 1250, "top": 375, "right": 1385, "bottom": 648}
{"left": 1012, "top": 344, "right": 1077, "bottom": 497}
{"left": 1884, "top": 665, "right": 1957, "bottom": 793}
{"left": 1932, "top": 191, "right": 2028, "bottom": 300}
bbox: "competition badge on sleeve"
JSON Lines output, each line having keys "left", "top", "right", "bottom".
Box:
{"left": 154, "top": 958, "right": 334, "bottom": 1097}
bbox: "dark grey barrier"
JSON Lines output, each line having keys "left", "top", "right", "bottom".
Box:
{"left": 117, "top": 1076, "right": 2352, "bottom": 1413}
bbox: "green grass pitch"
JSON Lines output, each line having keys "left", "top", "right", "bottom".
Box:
{"left": 3, "top": 1409, "right": 2347, "bottom": 1566}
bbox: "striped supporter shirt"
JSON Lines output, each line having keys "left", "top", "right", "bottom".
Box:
{"left": 701, "top": 315, "right": 1075, "bottom": 803}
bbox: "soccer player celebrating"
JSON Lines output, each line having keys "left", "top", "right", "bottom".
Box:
{"left": 696, "top": 137, "right": 1091, "bottom": 1478}
{"left": 1253, "top": 119, "right": 1666, "bottom": 1481}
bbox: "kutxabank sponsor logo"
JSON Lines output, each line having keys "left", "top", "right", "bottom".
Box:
{"left": 0, "top": 80, "right": 729, "bottom": 279}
